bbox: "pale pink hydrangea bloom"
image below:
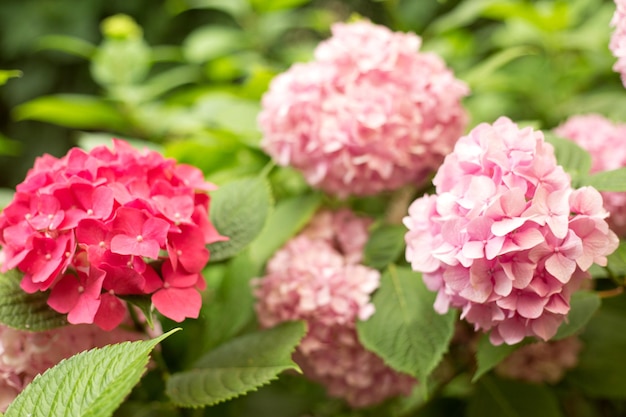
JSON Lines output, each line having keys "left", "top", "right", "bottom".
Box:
{"left": 254, "top": 209, "right": 416, "bottom": 407}
{"left": 611, "top": 0, "right": 626, "bottom": 87}
{"left": 404, "top": 117, "right": 618, "bottom": 345}
{"left": 259, "top": 21, "right": 469, "bottom": 198}
{"left": 0, "top": 140, "right": 226, "bottom": 330}
{"left": 555, "top": 114, "right": 626, "bottom": 235}
{"left": 0, "top": 322, "right": 153, "bottom": 412}
{"left": 495, "top": 337, "right": 583, "bottom": 384}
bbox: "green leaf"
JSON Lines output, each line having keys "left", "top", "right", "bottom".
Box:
{"left": 0, "top": 70, "right": 22, "bottom": 86}
{"left": 362, "top": 224, "right": 407, "bottom": 270}
{"left": 0, "top": 188, "right": 15, "bottom": 210}
{"left": 606, "top": 240, "right": 626, "bottom": 277}
{"left": 181, "top": 0, "right": 251, "bottom": 18}
{"left": 13, "top": 95, "right": 128, "bottom": 131}
{"left": 0, "top": 269, "right": 67, "bottom": 331}
{"left": 37, "top": 35, "right": 95, "bottom": 59}
{"left": 247, "top": 193, "right": 321, "bottom": 266}
{"left": 166, "top": 321, "right": 306, "bottom": 407}
{"left": 119, "top": 295, "right": 156, "bottom": 329}
{"left": 208, "top": 176, "right": 273, "bottom": 262}
{"left": 467, "top": 375, "right": 564, "bottom": 417}
{"left": 5, "top": 329, "right": 179, "bottom": 417}
{"left": 581, "top": 167, "right": 626, "bottom": 192}
{"left": 250, "top": 0, "right": 311, "bottom": 12}
{"left": 183, "top": 26, "right": 247, "bottom": 64}
{"left": 194, "top": 93, "right": 262, "bottom": 146}
{"left": 201, "top": 251, "right": 259, "bottom": 351}
{"left": 357, "top": 265, "right": 455, "bottom": 382}
{"left": 567, "top": 293, "right": 626, "bottom": 398}
{"left": 473, "top": 335, "right": 527, "bottom": 382}
{"left": 544, "top": 133, "right": 592, "bottom": 187}
{"left": 553, "top": 291, "right": 601, "bottom": 340}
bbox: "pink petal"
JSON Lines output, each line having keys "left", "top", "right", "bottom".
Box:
{"left": 93, "top": 293, "right": 127, "bottom": 331}
{"left": 152, "top": 287, "right": 201, "bottom": 322}
{"left": 545, "top": 253, "right": 576, "bottom": 283}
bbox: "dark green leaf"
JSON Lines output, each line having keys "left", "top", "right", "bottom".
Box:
{"left": 357, "top": 265, "right": 455, "bottom": 382}
{"left": 553, "top": 291, "right": 601, "bottom": 340}
{"left": 581, "top": 167, "right": 626, "bottom": 192}
{"left": 467, "top": 375, "right": 564, "bottom": 417}
{"left": 208, "top": 176, "right": 273, "bottom": 261}
{"left": 0, "top": 269, "right": 67, "bottom": 331}
{"left": 606, "top": 240, "right": 626, "bottom": 277}
{"left": 362, "top": 224, "right": 406, "bottom": 270}
{"left": 13, "top": 95, "right": 128, "bottom": 131}
{"left": 247, "top": 193, "right": 321, "bottom": 266}
{"left": 5, "top": 329, "right": 179, "bottom": 417}
{"left": 166, "top": 321, "right": 306, "bottom": 407}
{"left": 473, "top": 335, "right": 526, "bottom": 382}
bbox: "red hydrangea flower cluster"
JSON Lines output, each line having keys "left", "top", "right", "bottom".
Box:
{"left": 404, "top": 117, "right": 618, "bottom": 345}
{"left": 0, "top": 140, "right": 225, "bottom": 330}
{"left": 555, "top": 114, "right": 626, "bottom": 235}
{"left": 611, "top": 0, "right": 626, "bottom": 87}
{"left": 254, "top": 210, "right": 416, "bottom": 407}
{"left": 258, "top": 20, "right": 469, "bottom": 198}
{"left": 0, "top": 322, "right": 155, "bottom": 412}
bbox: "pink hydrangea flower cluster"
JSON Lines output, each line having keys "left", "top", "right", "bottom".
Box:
{"left": 404, "top": 117, "right": 618, "bottom": 345}
{"left": 495, "top": 337, "right": 583, "bottom": 384}
{"left": 555, "top": 114, "right": 626, "bottom": 235}
{"left": 0, "top": 140, "right": 225, "bottom": 330}
{"left": 0, "top": 323, "right": 153, "bottom": 412}
{"left": 254, "top": 210, "right": 416, "bottom": 407}
{"left": 258, "top": 20, "right": 469, "bottom": 197}
{"left": 611, "top": 0, "right": 626, "bottom": 87}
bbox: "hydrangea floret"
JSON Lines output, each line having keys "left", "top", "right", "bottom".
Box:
{"left": 611, "top": 0, "right": 626, "bottom": 87}
{"left": 555, "top": 114, "right": 626, "bottom": 235}
{"left": 254, "top": 210, "right": 416, "bottom": 407}
{"left": 404, "top": 117, "right": 618, "bottom": 345}
{"left": 258, "top": 20, "right": 469, "bottom": 197}
{"left": 0, "top": 139, "right": 225, "bottom": 330}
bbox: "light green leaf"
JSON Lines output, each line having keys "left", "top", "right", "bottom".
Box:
{"left": 553, "top": 291, "right": 601, "bottom": 340}
{"left": 37, "top": 35, "right": 95, "bottom": 59}
{"left": 0, "top": 188, "right": 15, "bottom": 209}
{"left": 250, "top": 0, "right": 310, "bottom": 12}
{"left": 247, "top": 193, "right": 321, "bottom": 266}
{"left": 208, "top": 176, "right": 273, "bottom": 261}
{"left": 201, "top": 251, "right": 259, "bottom": 351}
{"left": 13, "top": 95, "right": 128, "bottom": 131}
{"left": 183, "top": 26, "right": 247, "bottom": 64}
{"left": 473, "top": 335, "right": 527, "bottom": 382}
{"left": 362, "top": 224, "right": 406, "bottom": 270}
{"left": 581, "top": 167, "right": 626, "bottom": 192}
{"left": 544, "top": 133, "right": 592, "bottom": 187}
{"left": 0, "top": 269, "right": 67, "bottom": 331}
{"left": 194, "top": 93, "right": 262, "bottom": 146}
{"left": 5, "top": 329, "right": 179, "bottom": 417}
{"left": 357, "top": 265, "right": 455, "bottom": 382}
{"left": 467, "top": 375, "right": 564, "bottom": 417}
{"left": 463, "top": 46, "right": 536, "bottom": 89}
{"left": 166, "top": 321, "right": 306, "bottom": 407}
{"left": 606, "top": 240, "right": 626, "bottom": 277}
{"left": 0, "top": 70, "right": 22, "bottom": 86}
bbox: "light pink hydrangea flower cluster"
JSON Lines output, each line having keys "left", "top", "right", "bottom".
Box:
{"left": 0, "top": 140, "right": 225, "bottom": 330}
{"left": 611, "top": 0, "right": 626, "bottom": 87}
{"left": 404, "top": 117, "right": 618, "bottom": 345}
{"left": 259, "top": 20, "right": 469, "bottom": 197}
{"left": 0, "top": 323, "right": 151, "bottom": 411}
{"left": 495, "top": 337, "right": 583, "bottom": 384}
{"left": 254, "top": 210, "right": 416, "bottom": 407}
{"left": 555, "top": 114, "right": 626, "bottom": 235}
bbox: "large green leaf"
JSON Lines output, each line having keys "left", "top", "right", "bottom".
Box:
{"left": 247, "top": 193, "right": 321, "bottom": 266}
{"left": 4, "top": 329, "right": 179, "bottom": 417}
{"left": 544, "top": 133, "right": 592, "bottom": 187}
{"left": 166, "top": 321, "right": 306, "bottom": 407}
{"left": 581, "top": 167, "right": 626, "bottom": 192}
{"left": 553, "top": 291, "right": 601, "bottom": 340}
{"left": 467, "top": 375, "right": 564, "bottom": 417}
{"left": 362, "top": 224, "right": 407, "bottom": 270}
{"left": 0, "top": 269, "right": 67, "bottom": 331}
{"left": 357, "top": 266, "right": 455, "bottom": 383}
{"left": 207, "top": 176, "right": 273, "bottom": 261}
{"left": 201, "top": 251, "right": 259, "bottom": 351}
{"left": 13, "top": 95, "right": 128, "bottom": 131}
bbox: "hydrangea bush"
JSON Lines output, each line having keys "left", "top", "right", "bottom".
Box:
{"left": 1, "top": 2, "right": 626, "bottom": 416}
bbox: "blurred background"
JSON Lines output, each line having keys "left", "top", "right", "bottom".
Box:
{"left": 0, "top": 0, "right": 623, "bottom": 189}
